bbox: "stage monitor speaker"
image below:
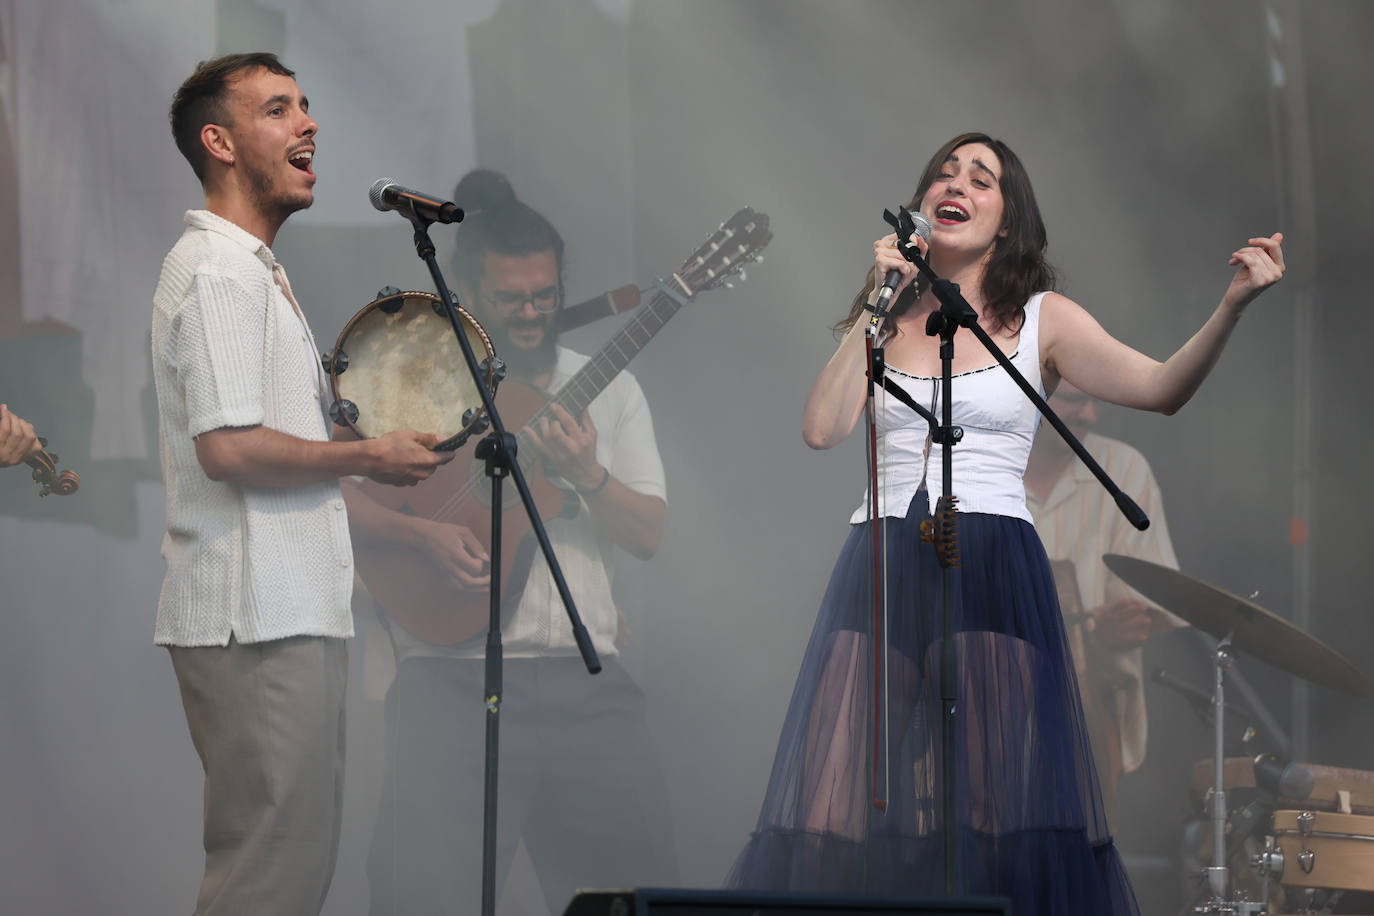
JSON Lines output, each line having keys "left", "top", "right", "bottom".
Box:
{"left": 562, "top": 887, "right": 1011, "bottom": 916}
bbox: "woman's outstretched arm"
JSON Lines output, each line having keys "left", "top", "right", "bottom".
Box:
{"left": 1041, "top": 233, "right": 1285, "bottom": 413}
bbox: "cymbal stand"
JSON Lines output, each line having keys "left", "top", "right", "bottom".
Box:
{"left": 1197, "top": 632, "right": 1264, "bottom": 916}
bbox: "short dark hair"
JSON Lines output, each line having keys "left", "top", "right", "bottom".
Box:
{"left": 169, "top": 52, "right": 295, "bottom": 183}
{"left": 450, "top": 169, "right": 565, "bottom": 295}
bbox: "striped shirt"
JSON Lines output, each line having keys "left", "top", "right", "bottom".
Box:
{"left": 150, "top": 210, "right": 354, "bottom": 647}
{"left": 1026, "top": 431, "right": 1184, "bottom": 774}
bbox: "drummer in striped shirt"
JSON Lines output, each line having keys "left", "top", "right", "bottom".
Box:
{"left": 1023, "top": 380, "right": 1187, "bottom": 825}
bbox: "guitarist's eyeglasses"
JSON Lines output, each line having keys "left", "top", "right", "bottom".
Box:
{"left": 482, "top": 286, "right": 562, "bottom": 314}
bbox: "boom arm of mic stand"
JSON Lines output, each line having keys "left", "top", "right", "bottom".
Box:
{"left": 402, "top": 207, "right": 601, "bottom": 674}
{"left": 872, "top": 372, "right": 938, "bottom": 429}
{"left": 891, "top": 240, "right": 1150, "bottom": 532}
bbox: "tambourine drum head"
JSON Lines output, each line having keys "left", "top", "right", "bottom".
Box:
{"left": 332, "top": 291, "right": 495, "bottom": 448}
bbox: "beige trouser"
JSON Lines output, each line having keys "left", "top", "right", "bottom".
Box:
{"left": 169, "top": 635, "right": 348, "bottom": 916}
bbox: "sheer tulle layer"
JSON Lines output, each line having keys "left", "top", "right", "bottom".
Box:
{"left": 732, "top": 826, "right": 1137, "bottom": 913}
{"left": 727, "top": 495, "right": 1139, "bottom": 915}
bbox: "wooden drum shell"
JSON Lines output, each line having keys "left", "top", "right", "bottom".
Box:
{"left": 1272, "top": 809, "right": 1374, "bottom": 892}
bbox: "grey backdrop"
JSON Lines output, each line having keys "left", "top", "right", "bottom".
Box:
{"left": 1, "top": 2, "right": 1370, "bottom": 914}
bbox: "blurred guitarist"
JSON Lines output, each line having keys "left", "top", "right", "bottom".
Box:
{"left": 1023, "top": 380, "right": 1186, "bottom": 826}
{"left": 0, "top": 403, "right": 40, "bottom": 467}
{"left": 348, "top": 170, "right": 678, "bottom": 915}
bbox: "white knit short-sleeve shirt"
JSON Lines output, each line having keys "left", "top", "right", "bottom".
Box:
{"left": 151, "top": 210, "right": 354, "bottom": 647}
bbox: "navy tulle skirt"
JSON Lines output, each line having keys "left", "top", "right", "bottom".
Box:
{"left": 726, "top": 493, "right": 1139, "bottom": 916}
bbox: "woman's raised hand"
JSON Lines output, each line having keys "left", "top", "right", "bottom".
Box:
{"left": 1224, "top": 232, "right": 1285, "bottom": 313}
{"left": 871, "top": 230, "right": 927, "bottom": 301}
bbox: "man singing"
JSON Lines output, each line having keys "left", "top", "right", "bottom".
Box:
{"left": 152, "top": 52, "right": 450, "bottom": 916}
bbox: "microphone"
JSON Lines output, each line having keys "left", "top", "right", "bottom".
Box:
{"left": 369, "top": 178, "right": 464, "bottom": 224}
{"left": 1227, "top": 754, "right": 1315, "bottom": 846}
{"left": 874, "top": 211, "right": 933, "bottom": 312}
{"left": 1253, "top": 753, "right": 1315, "bottom": 800}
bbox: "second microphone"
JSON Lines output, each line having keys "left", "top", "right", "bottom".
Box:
{"left": 369, "top": 178, "right": 464, "bottom": 224}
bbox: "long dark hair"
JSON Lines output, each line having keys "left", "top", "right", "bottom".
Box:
{"left": 836, "top": 131, "right": 1057, "bottom": 335}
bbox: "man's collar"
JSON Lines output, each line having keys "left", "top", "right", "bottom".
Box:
{"left": 1035, "top": 431, "right": 1104, "bottom": 514}
{"left": 185, "top": 209, "right": 276, "bottom": 269}
{"left": 1069, "top": 432, "right": 1103, "bottom": 482}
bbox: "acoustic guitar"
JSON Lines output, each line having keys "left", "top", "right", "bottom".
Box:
{"left": 357, "top": 207, "right": 771, "bottom": 645}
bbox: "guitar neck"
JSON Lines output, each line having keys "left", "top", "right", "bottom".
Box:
{"left": 548, "top": 280, "right": 689, "bottom": 418}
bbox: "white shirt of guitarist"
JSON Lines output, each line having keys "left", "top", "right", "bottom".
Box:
{"left": 389, "top": 347, "right": 666, "bottom": 662}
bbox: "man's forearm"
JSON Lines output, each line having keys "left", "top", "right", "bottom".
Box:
{"left": 195, "top": 424, "right": 376, "bottom": 487}
{"left": 341, "top": 477, "right": 426, "bottom": 544}
{"left": 584, "top": 476, "right": 665, "bottom": 560}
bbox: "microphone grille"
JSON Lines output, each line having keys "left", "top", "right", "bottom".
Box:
{"left": 910, "top": 211, "right": 933, "bottom": 242}
{"left": 368, "top": 177, "right": 395, "bottom": 212}
{"left": 1280, "top": 762, "right": 1316, "bottom": 800}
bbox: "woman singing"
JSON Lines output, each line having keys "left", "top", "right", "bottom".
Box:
{"left": 726, "top": 131, "right": 1284, "bottom": 914}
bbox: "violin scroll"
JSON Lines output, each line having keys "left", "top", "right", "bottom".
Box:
{"left": 25, "top": 437, "right": 80, "bottom": 497}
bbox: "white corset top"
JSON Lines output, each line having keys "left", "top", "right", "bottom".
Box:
{"left": 848, "top": 291, "right": 1047, "bottom": 525}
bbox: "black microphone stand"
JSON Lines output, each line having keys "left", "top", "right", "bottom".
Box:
{"left": 861, "top": 256, "right": 938, "bottom": 827}
{"left": 878, "top": 206, "right": 1151, "bottom": 896}
{"left": 395, "top": 201, "right": 601, "bottom": 916}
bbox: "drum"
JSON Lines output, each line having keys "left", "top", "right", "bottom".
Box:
{"left": 1192, "top": 758, "right": 1374, "bottom": 815}
{"left": 327, "top": 290, "right": 497, "bottom": 450}
{"left": 1271, "top": 809, "right": 1374, "bottom": 892}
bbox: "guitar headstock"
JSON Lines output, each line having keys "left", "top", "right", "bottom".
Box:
{"left": 675, "top": 207, "right": 772, "bottom": 296}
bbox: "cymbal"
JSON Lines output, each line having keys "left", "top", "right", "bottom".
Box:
{"left": 1103, "top": 554, "right": 1374, "bottom": 698}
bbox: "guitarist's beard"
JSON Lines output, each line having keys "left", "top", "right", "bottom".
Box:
{"left": 490, "top": 313, "right": 559, "bottom": 380}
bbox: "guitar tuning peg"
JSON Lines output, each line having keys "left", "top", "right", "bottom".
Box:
{"left": 737, "top": 269, "right": 748, "bottom": 282}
